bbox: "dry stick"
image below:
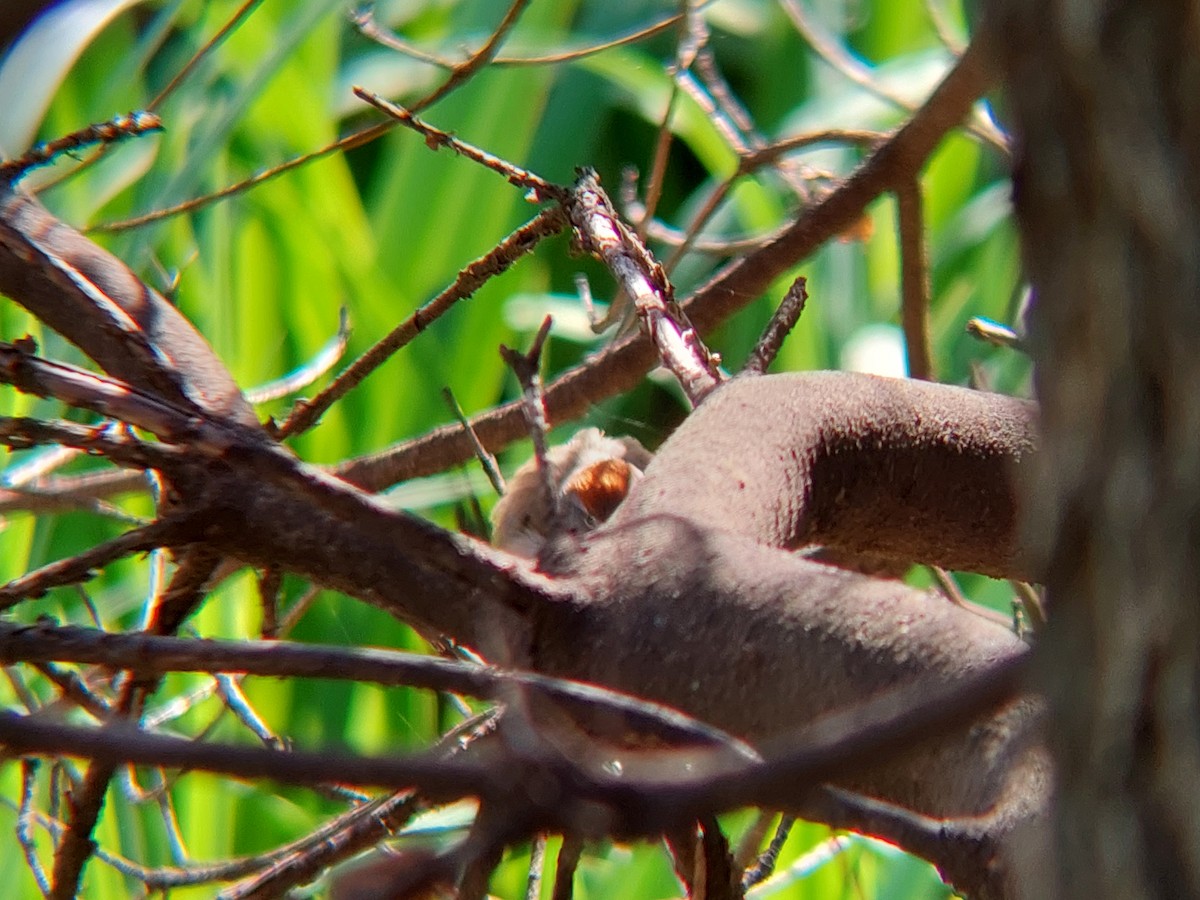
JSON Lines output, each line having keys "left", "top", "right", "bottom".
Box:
{"left": 215, "top": 674, "right": 282, "bottom": 750}
{"left": 922, "top": 0, "right": 966, "bottom": 54}
{"left": 526, "top": 834, "right": 547, "bottom": 900}
{"left": 0, "top": 187, "right": 257, "bottom": 428}
{"left": 5, "top": 665, "right": 40, "bottom": 713}
{"left": 92, "top": 0, "right": 525, "bottom": 231}
{"left": 929, "top": 566, "right": 1013, "bottom": 628}
{"left": 737, "top": 129, "right": 882, "bottom": 182}
{"left": 0, "top": 113, "right": 164, "bottom": 183}
{"left": 48, "top": 688, "right": 141, "bottom": 900}
{"left": 635, "top": 1, "right": 707, "bottom": 240}
{"left": 91, "top": 121, "right": 394, "bottom": 233}
{"left": 741, "top": 815, "right": 795, "bottom": 888}
{"left": 18, "top": 759, "right": 51, "bottom": 899}
{"left": 732, "top": 811, "right": 774, "bottom": 875}
{"left": 31, "top": 0, "right": 262, "bottom": 195}
{"left": 222, "top": 792, "right": 423, "bottom": 899}
{"left": 743, "top": 277, "right": 808, "bottom": 376}
{"left": 276, "top": 205, "right": 566, "bottom": 438}
{"left": 442, "top": 386, "right": 506, "bottom": 496}
{"left": 152, "top": 772, "right": 189, "bottom": 865}
{"left": 8, "top": 789, "right": 267, "bottom": 889}
{"left": 227, "top": 716, "right": 497, "bottom": 899}
{"left": 569, "top": 170, "right": 723, "bottom": 406}
{"left": 895, "top": 178, "right": 934, "bottom": 380}
{"left": 335, "top": 34, "right": 996, "bottom": 490}
{"left": 0, "top": 345, "right": 255, "bottom": 457}
{"left": 0, "top": 517, "right": 186, "bottom": 611}
{"left": 16, "top": 787, "right": 416, "bottom": 892}
{"left": 640, "top": 131, "right": 881, "bottom": 263}
{"left": 243, "top": 308, "right": 349, "bottom": 404}
{"left": 257, "top": 567, "right": 282, "bottom": 640}
{"left": 352, "top": 3, "right": 690, "bottom": 67}
{"left": 101, "top": 3, "right": 684, "bottom": 233}
{"left": 147, "top": 0, "right": 264, "bottom": 111}
{"left": 410, "top": 0, "right": 532, "bottom": 114}
{"left": 698, "top": 816, "right": 739, "bottom": 900}
{"left": 0, "top": 621, "right": 751, "bottom": 751}
{"left": 552, "top": 835, "right": 583, "bottom": 900}
{"left": 0, "top": 651, "right": 1028, "bottom": 840}
{"left": 0, "top": 416, "right": 172, "bottom": 486}
{"left": 351, "top": 88, "right": 568, "bottom": 201}
{"left": 1012, "top": 581, "right": 1046, "bottom": 631}
{"left": 387, "top": 799, "right": 524, "bottom": 900}
{"left": 0, "top": 469, "right": 145, "bottom": 516}
{"left": 47, "top": 554, "right": 221, "bottom": 899}
{"left": 500, "top": 317, "right": 559, "bottom": 517}
{"left": 31, "top": 662, "right": 112, "bottom": 719}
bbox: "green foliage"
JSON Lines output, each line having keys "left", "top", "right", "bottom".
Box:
{"left": 0, "top": 0, "right": 1024, "bottom": 896}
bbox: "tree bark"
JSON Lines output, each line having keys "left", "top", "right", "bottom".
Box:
{"left": 989, "top": 1, "right": 1200, "bottom": 896}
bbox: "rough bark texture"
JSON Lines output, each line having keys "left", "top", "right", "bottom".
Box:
{"left": 989, "top": 1, "right": 1200, "bottom": 897}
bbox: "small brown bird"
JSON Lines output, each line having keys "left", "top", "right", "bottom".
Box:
{"left": 490, "top": 427, "right": 652, "bottom": 558}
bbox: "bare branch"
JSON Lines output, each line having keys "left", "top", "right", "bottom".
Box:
{"left": 276, "top": 206, "right": 566, "bottom": 438}
{"left": 336, "top": 34, "right": 998, "bottom": 489}
{"left": 743, "top": 277, "right": 808, "bottom": 376}
{"left": 0, "top": 517, "right": 186, "bottom": 611}
{"left": 896, "top": 178, "right": 934, "bottom": 380}
{"left": 0, "top": 186, "right": 257, "bottom": 426}
{"left": 0, "top": 621, "right": 750, "bottom": 751}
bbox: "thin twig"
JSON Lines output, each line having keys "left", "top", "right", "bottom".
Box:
{"left": 0, "top": 621, "right": 754, "bottom": 751}
{"left": 411, "top": 0, "right": 532, "bottom": 113}
{"left": 0, "top": 517, "right": 186, "bottom": 611}
{"left": 19, "top": 759, "right": 52, "bottom": 898}
{"left": 90, "top": 122, "right": 394, "bottom": 232}
{"left": 276, "top": 206, "right": 566, "bottom": 438}
{"left": 741, "top": 815, "right": 794, "bottom": 888}
{"left": 148, "top": 0, "right": 265, "bottom": 111}
{"left": 352, "top": 4, "right": 695, "bottom": 67}
{"left": 0, "top": 468, "right": 145, "bottom": 517}
{"left": 244, "top": 308, "right": 350, "bottom": 404}
{"left": 0, "top": 113, "right": 163, "bottom": 184}
{"left": 896, "top": 178, "right": 934, "bottom": 380}
{"left": 216, "top": 673, "right": 283, "bottom": 750}
{"left": 32, "top": 662, "right": 112, "bottom": 719}
{"left": 1, "top": 653, "right": 1030, "bottom": 840}
{"left": 500, "top": 317, "right": 558, "bottom": 521}
{"left": 1012, "top": 581, "right": 1046, "bottom": 631}
{"left": 922, "top": 0, "right": 966, "bottom": 54}
{"left": 743, "top": 277, "right": 808, "bottom": 376}
{"left": 351, "top": 88, "right": 569, "bottom": 201}
{"left": 221, "top": 791, "right": 422, "bottom": 899}
{"left": 442, "top": 387, "right": 506, "bottom": 497}
{"left": 637, "top": 2, "right": 708, "bottom": 241}
{"left": 48, "top": 680, "right": 144, "bottom": 900}
{"left": 778, "top": 0, "right": 1004, "bottom": 151}
{"left": 257, "top": 568, "right": 282, "bottom": 640}
{"left": 526, "top": 834, "right": 547, "bottom": 900}
{"left": 552, "top": 834, "right": 583, "bottom": 900}
{"left": 929, "top": 567, "right": 1013, "bottom": 628}
{"left": 966, "top": 316, "right": 1024, "bottom": 350}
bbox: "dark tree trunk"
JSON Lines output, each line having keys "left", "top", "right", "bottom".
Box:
{"left": 989, "top": 2, "right": 1200, "bottom": 896}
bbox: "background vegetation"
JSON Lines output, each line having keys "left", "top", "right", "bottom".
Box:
{"left": 0, "top": 1, "right": 1027, "bottom": 896}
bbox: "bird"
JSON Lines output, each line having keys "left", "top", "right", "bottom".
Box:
{"left": 490, "top": 427, "right": 652, "bottom": 558}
